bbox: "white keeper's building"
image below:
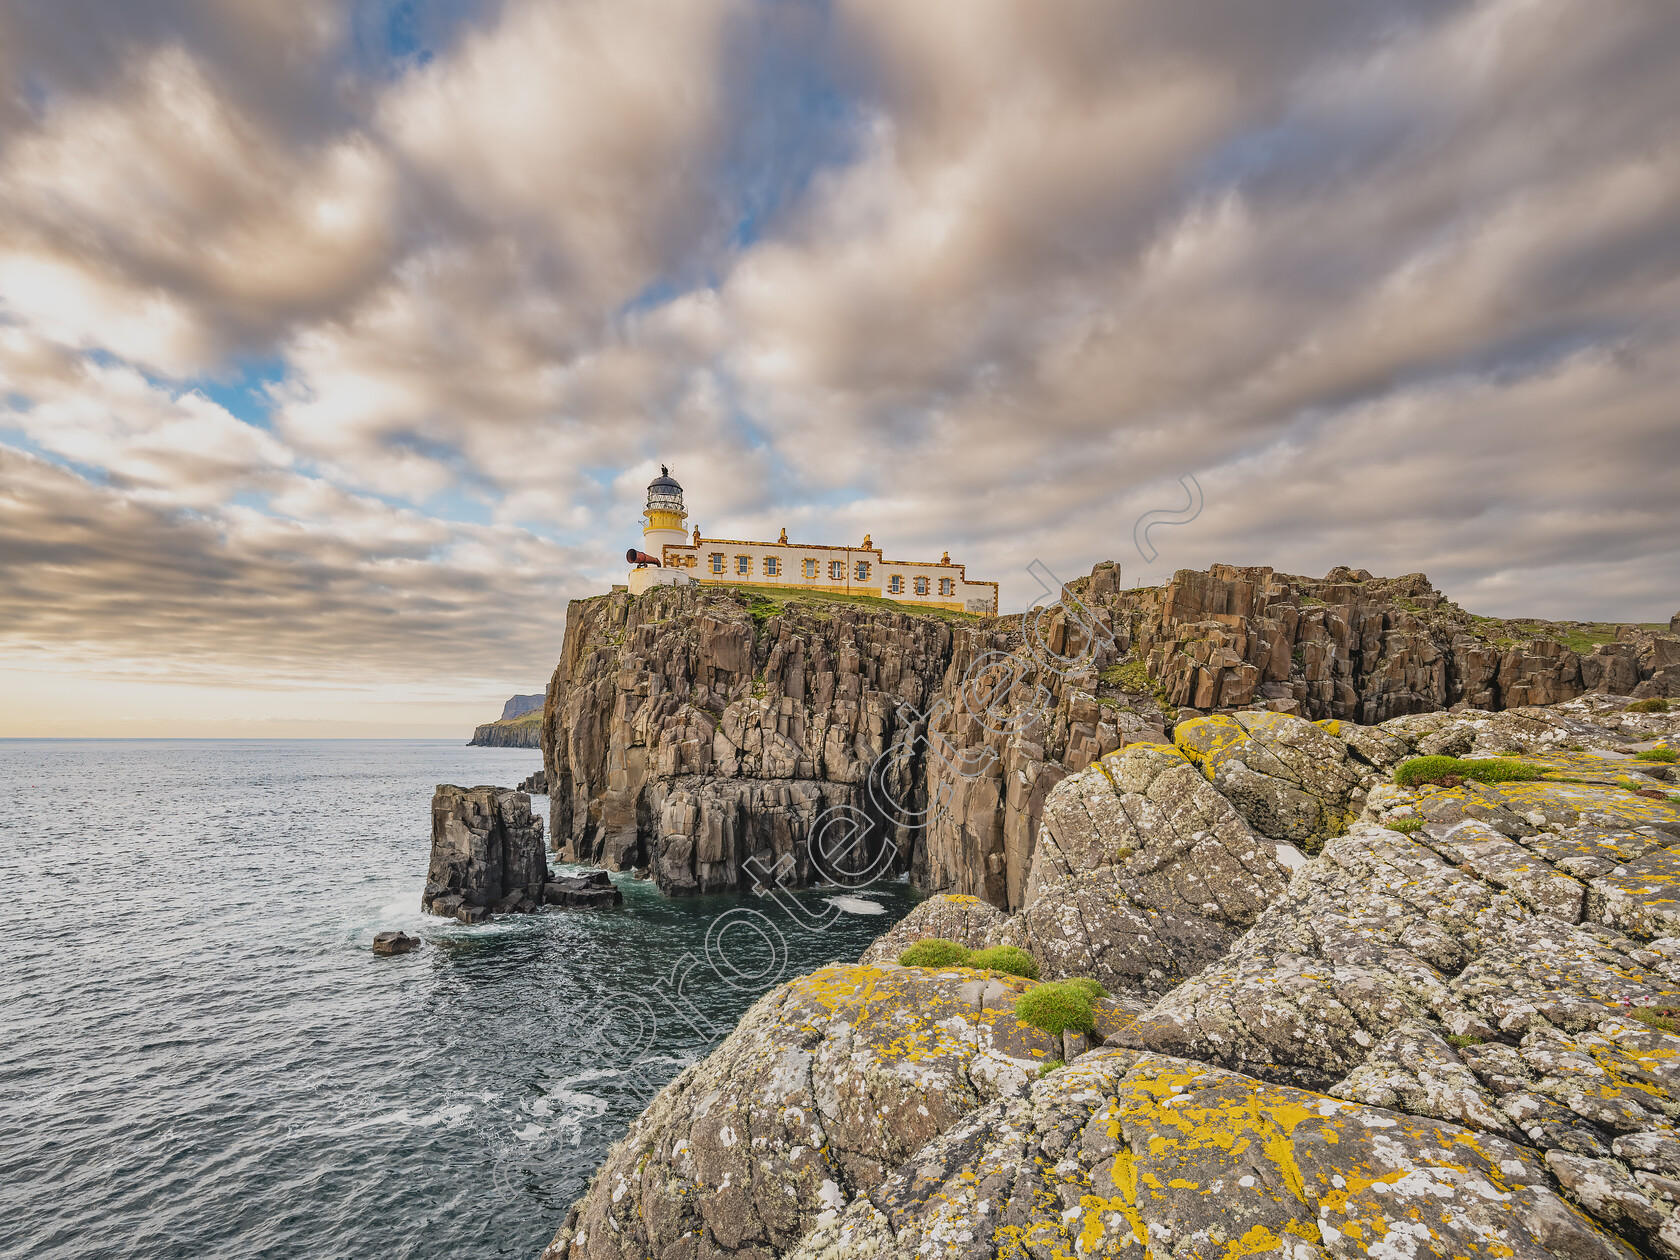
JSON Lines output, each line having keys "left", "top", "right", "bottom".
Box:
{"left": 625, "top": 467, "right": 998, "bottom": 615}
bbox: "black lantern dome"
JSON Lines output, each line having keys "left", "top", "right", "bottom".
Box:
{"left": 646, "top": 464, "right": 684, "bottom": 515}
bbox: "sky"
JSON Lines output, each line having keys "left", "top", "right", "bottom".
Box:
{"left": 2, "top": 0, "right": 1677, "bottom": 737}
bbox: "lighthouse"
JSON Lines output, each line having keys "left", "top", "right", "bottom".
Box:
{"left": 627, "top": 466, "right": 694, "bottom": 595}
{"left": 642, "top": 466, "right": 688, "bottom": 552}
{"left": 618, "top": 463, "right": 997, "bottom": 612}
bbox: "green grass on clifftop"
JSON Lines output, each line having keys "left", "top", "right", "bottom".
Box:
{"left": 1394, "top": 756, "right": 1546, "bottom": 788}
{"left": 703, "top": 583, "right": 985, "bottom": 623}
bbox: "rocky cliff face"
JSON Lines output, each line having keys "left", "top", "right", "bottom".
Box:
{"left": 542, "top": 569, "right": 1680, "bottom": 905}
{"left": 422, "top": 784, "right": 546, "bottom": 921}
{"left": 548, "top": 695, "right": 1680, "bottom": 1260}
{"left": 470, "top": 708, "right": 542, "bottom": 747}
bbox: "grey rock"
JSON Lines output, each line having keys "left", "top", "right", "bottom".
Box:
{"left": 421, "top": 785, "right": 547, "bottom": 916}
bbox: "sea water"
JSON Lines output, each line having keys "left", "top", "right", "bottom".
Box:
{"left": 0, "top": 740, "right": 918, "bottom": 1259}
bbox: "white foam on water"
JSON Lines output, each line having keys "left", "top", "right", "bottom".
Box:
{"left": 515, "top": 1123, "right": 545, "bottom": 1142}
{"left": 825, "top": 895, "right": 885, "bottom": 915}
{"left": 319, "top": 1100, "right": 475, "bottom": 1136}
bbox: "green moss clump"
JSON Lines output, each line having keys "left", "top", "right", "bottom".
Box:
{"left": 967, "top": 945, "right": 1040, "bottom": 980}
{"left": 1446, "top": 1033, "right": 1484, "bottom": 1048}
{"left": 898, "top": 938, "right": 973, "bottom": 968}
{"left": 1099, "top": 659, "right": 1151, "bottom": 692}
{"left": 1394, "top": 756, "right": 1546, "bottom": 788}
{"left": 1628, "top": 699, "right": 1671, "bottom": 714}
{"left": 1628, "top": 1006, "right": 1680, "bottom": 1034}
{"left": 1036, "top": 1059, "right": 1065, "bottom": 1078}
{"left": 1014, "top": 981, "right": 1098, "bottom": 1035}
{"left": 1384, "top": 816, "right": 1426, "bottom": 834}
{"left": 1635, "top": 748, "right": 1678, "bottom": 763}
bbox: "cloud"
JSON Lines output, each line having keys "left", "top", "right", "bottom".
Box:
{"left": 0, "top": 445, "right": 588, "bottom": 687}
{"left": 2, "top": 0, "right": 1679, "bottom": 733}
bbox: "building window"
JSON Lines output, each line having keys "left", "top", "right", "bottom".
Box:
{"left": 736, "top": 555, "right": 751, "bottom": 575}
{"left": 888, "top": 574, "right": 903, "bottom": 594}
{"left": 764, "top": 556, "right": 780, "bottom": 577}
{"left": 829, "top": 560, "right": 845, "bottom": 581}
{"left": 855, "top": 560, "right": 870, "bottom": 582}
{"left": 710, "top": 553, "right": 724, "bottom": 573}
{"left": 803, "top": 558, "right": 817, "bottom": 579}
{"left": 914, "top": 576, "right": 929, "bottom": 595}
{"left": 939, "top": 578, "right": 954, "bottom": 596}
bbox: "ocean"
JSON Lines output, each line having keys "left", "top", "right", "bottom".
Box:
{"left": 0, "top": 740, "right": 919, "bottom": 1260}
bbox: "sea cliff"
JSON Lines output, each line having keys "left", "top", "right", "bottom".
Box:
{"left": 540, "top": 563, "right": 1679, "bottom": 903}
{"left": 470, "top": 707, "right": 543, "bottom": 748}
{"left": 535, "top": 565, "right": 1680, "bottom": 1260}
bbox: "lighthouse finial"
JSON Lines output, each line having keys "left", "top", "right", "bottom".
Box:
{"left": 661, "top": 463, "right": 668, "bottom": 476}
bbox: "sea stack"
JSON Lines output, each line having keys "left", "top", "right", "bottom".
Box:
{"left": 421, "top": 785, "right": 547, "bottom": 921}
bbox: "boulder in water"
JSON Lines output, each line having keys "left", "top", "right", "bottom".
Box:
{"left": 371, "top": 931, "right": 419, "bottom": 955}
{"left": 543, "top": 870, "right": 623, "bottom": 908}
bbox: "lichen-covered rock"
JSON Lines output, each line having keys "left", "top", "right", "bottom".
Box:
{"left": 790, "top": 1050, "right": 1638, "bottom": 1260}
{"left": 991, "top": 744, "right": 1302, "bottom": 996}
{"left": 1173, "top": 711, "right": 1364, "bottom": 850}
{"left": 1105, "top": 746, "right": 1680, "bottom": 1256}
{"left": 543, "top": 964, "right": 1062, "bottom": 1260}
{"left": 857, "top": 894, "right": 1007, "bottom": 965}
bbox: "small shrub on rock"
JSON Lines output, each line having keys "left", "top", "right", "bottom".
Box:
{"left": 1036, "top": 1059, "right": 1065, "bottom": 1078}
{"left": 1014, "top": 981, "right": 1098, "bottom": 1035}
{"left": 1629, "top": 1006, "right": 1680, "bottom": 1034}
{"left": 898, "top": 938, "right": 972, "bottom": 968}
{"left": 1099, "top": 659, "right": 1151, "bottom": 692}
{"left": 1394, "top": 756, "right": 1545, "bottom": 788}
{"left": 966, "top": 945, "right": 1040, "bottom": 980}
{"left": 1635, "top": 748, "right": 1678, "bottom": 763}
{"left": 1628, "top": 699, "right": 1671, "bottom": 714}
{"left": 1384, "top": 817, "right": 1426, "bottom": 834}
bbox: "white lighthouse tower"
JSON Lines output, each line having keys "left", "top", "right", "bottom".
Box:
{"left": 626, "top": 466, "right": 692, "bottom": 594}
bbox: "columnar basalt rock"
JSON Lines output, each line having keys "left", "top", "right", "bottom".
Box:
{"left": 541, "top": 570, "right": 1679, "bottom": 904}
{"left": 421, "top": 784, "right": 546, "bottom": 920}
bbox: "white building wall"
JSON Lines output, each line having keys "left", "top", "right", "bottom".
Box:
{"left": 655, "top": 540, "right": 998, "bottom": 614}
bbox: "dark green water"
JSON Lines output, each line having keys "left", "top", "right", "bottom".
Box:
{"left": 0, "top": 740, "right": 919, "bottom": 1259}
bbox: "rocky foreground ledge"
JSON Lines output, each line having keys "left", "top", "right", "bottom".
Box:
{"left": 546, "top": 694, "right": 1680, "bottom": 1260}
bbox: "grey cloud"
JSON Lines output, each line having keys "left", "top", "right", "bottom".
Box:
{"left": 0, "top": 447, "right": 586, "bottom": 683}
{"left": 3, "top": 0, "right": 1679, "bottom": 715}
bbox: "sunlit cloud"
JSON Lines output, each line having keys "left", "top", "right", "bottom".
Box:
{"left": 2, "top": 0, "right": 1678, "bottom": 734}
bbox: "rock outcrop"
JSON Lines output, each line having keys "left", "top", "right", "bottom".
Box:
{"left": 858, "top": 893, "right": 1008, "bottom": 965}
{"left": 792, "top": 1049, "right": 1639, "bottom": 1260}
{"left": 540, "top": 569, "right": 1680, "bottom": 907}
{"left": 547, "top": 689, "right": 1680, "bottom": 1260}
{"left": 422, "top": 784, "right": 547, "bottom": 921}
{"left": 544, "top": 963, "right": 1064, "bottom": 1260}
{"left": 503, "top": 693, "right": 545, "bottom": 721}
{"left": 543, "top": 869, "right": 623, "bottom": 908}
